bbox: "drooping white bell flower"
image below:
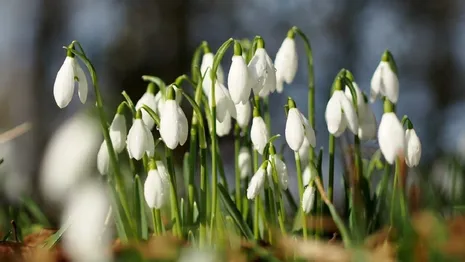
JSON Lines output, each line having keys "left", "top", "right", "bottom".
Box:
{"left": 250, "top": 109, "right": 269, "bottom": 155}
{"left": 238, "top": 147, "right": 252, "bottom": 179}
{"left": 248, "top": 43, "right": 276, "bottom": 97}
{"left": 40, "top": 113, "right": 100, "bottom": 204}
{"left": 325, "top": 90, "right": 358, "bottom": 137}
{"left": 247, "top": 163, "right": 267, "bottom": 199}
{"left": 228, "top": 54, "right": 250, "bottom": 104}
{"left": 156, "top": 85, "right": 183, "bottom": 115}
{"left": 235, "top": 100, "right": 251, "bottom": 129}
{"left": 97, "top": 141, "right": 110, "bottom": 175}
{"left": 109, "top": 113, "right": 127, "bottom": 153}
{"left": 286, "top": 108, "right": 304, "bottom": 151}
{"left": 344, "top": 82, "right": 364, "bottom": 113}
{"left": 62, "top": 181, "right": 112, "bottom": 262}
{"left": 216, "top": 112, "right": 232, "bottom": 137}
{"left": 302, "top": 164, "right": 316, "bottom": 186}
{"left": 357, "top": 102, "right": 377, "bottom": 141}
{"left": 370, "top": 53, "right": 399, "bottom": 103}
{"left": 302, "top": 185, "right": 315, "bottom": 214}
{"left": 208, "top": 82, "right": 237, "bottom": 123}
{"left": 275, "top": 36, "right": 298, "bottom": 93}
{"left": 126, "top": 111, "right": 155, "bottom": 160}
{"left": 155, "top": 160, "right": 170, "bottom": 183}
{"left": 144, "top": 165, "right": 168, "bottom": 209}
{"left": 405, "top": 128, "right": 421, "bottom": 167}
{"left": 201, "top": 52, "right": 225, "bottom": 97}
{"left": 135, "top": 85, "right": 158, "bottom": 130}
{"left": 53, "top": 55, "right": 88, "bottom": 108}
{"left": 159, "top": 99, "right": 189, "bottom": 149}
{"left": 266, "top": 154, "right": 289, "bottom": 190}
{"left": 378, "top": 112, "right": 405, "bottom": 164}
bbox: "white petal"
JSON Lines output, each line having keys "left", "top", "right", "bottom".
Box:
{"left": 344, "top": 82, "right": 364, "bottom": 113}
{"left": 285, "top": 108, "right": 305, "bottom": 151}
{"left": 228, "top": 55, "right": 250, "bottom": 104}
{"left": 268, "top": 155, "right": 288, "bottom": 190}
{"left": 214, "top": 83, "right": 236, "bottom": 122}
{"left": 298, "top": 137, "right": 310, "bottom": 165}
{"left": 381, "top": 62, "right": 399, "bottom": 103}
{"left": 325, "top": 92, "right": 344, "bottom": 135}
{"left": 300, "top": 113, "right": 316, "bottom": 147}
{"left": 302, "top": 165, "right": 316, "bottom": 186}
{"left": 263, "top": 50, "right": 277, "bottom": 94}
{"left": 247, "top": 167, "right": 266, "bottom": 199}
{"left": 156, "top": 161, "right": 171, "bottom": 185}
{"left": 97, "top": 142, "right": 110, "bottom": 175}
{"left": 235, "top": 101, "right": 251, "bottom": 129}
{"left": 370, "top": 62, "right": 383, "bottom": 103}
{"left": 378, "top": 113, "right": 405, "bottom": 164}
{"left": 274, "top": 37, "right": 298, "bottom": 84}
{"left": 338, "top": 91, "right": 359, "bottom": 134}
{"left": 248, "top": 48, "right": 267, "bottom": 95}
{"left": 144, "top": 170, "right": 166, "bottom": 209}
{"left": 216, "top": 112, "right": 232, "bottom": 137}
{"left": 146, "top": 127, "right": 155, "bottom": 157}
{"left": 250, "top": 117, "right": 269, "bottom": 154}
{"left": 109, "top": 114, "right": 127, "bottom": 153}
{"left": 276, "top": 78, "right": 284, "bottom": 93}
{"left": 53, "top": 57, "right": 76, "bottom": 108}
{"left": 200, "top": 53, "right": 214, "bottom": 78}
{"left": 405, "top": 129, "right": 421, "bottom": 167}
{"left": 302, "top": 185, "right": 315, "bottom": 214}
{"left": 358, "top": 103, "right": 377, "bottom": 141}
{"left": 160, "top": 100, "right": 180, "bottom": 150}
{"left": 127, "top": 119, "right": 149, "bottom": 160}
{"left": 177, "top": 106, "right": 189, "bottom": 146}
{"left": 238, "top": 147, "right": 252, "bottom": 179}
{"left": 135, "top": 92, "right": 158, "bottom": 130}
{"left": 75, "top": 62, "right": 88, "bottom": 104}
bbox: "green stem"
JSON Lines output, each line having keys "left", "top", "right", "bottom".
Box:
{"left": 295, "top": 152, "right": 307, "bottom": 240}
{"left": 234, "top": 124, "right": 242, "bottom": 212}
{"left": 199, "top": 146, "right": 207, "bottom": 248}
{"left": 328, "top": 135, "right": 336, "bottom": 202}
{"left": 187, "top": 123, "right": 198, "bottom": 227}
{"left": 166, "top": 148, "right": 183, "bottom": 238}
{"left": 254, "top": 196, "right": 261, "bottom": 240}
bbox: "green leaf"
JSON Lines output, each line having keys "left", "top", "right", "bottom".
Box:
{"left": 21, "top": 197, "right": 51, "bottom": 227}
{"left": 181, "top": 91, "right": 207, "bottom": 149}
{"left": 134, "top": 175, "right": 148, "bottom": 240}
{"left": 43, "top": 218, "right": 71, "bottom": 248}
{"left": 142, "top": 75, "right": 166, "bottom": 96}
{"left": 109, "top": 185, "right": 132, "bottom": 242}
{"left": 218, "top": 184, "right": 254, "bottom": 239}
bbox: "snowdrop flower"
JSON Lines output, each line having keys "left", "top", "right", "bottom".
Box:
{"left": 250, "top": 107, "right": 269, "bottom": 154}
{"left": 325, "top": 80, "right": 358, "bottom": 137}
{"left": 248, "top": 38, "right": 276, "bottom": 97}
{"left": 238, "top": 147, "right": 252, "bottom": 179}
{"left": 285, "top": 99, "right": 316, "bottom": 152}
{"left": 247, "top": 162, "right": 267, "bottom": 199}
{"left": 302, "top": 185, "right": 315, "bottom": 214}
{"left": 97, "top": 142, "right": 109, "bottom": 175}
{"left": 53, "top": 51, "right": 88, "bottom": 108}
{"left": 156, "top": 85, "right": 183, "bottom": 115}
{"left": 135, "top": 84, "right": 158, "bottom": 130}
{"left": 228, "top": 42, "right": 250, "bottom": 104}
{"left": 62, "top": 181, "right": 112, "bottom": 262}
{"left": 370, "top": 51, "right": 399, "bottom": 103}
{"left": 216, "top": 112, "right": 232, "bottom": 137}
{"left": 201, "top": 51, "right": 225, "bottom": 97}
{"left": 266, "top": 152, "right": 289, "bottom": 190}
{"left": 144, "top": 161, "right": 169, "bottom": 209}
{"left": 275, "top": 31, "right": 298, "bottom": 93}
{"left": 378, "top": 100, "right": 405, "bottom": 164}
{"left": 209, "top": 82, "right": 237, "bottom": 122}
{"left": 40, "top": 113, "right": 100, "bottom": 203}
{"left": 235, "top": 100, "right": 251, "bottom": 129}
{"left": 126, "top": 110, "right": 155, "bottom": 160}
{"left": 405, "top": 123, "right": 421, "bottom": 167}
{"left": 159, "top": 87, "right": 188, "bottom": 149}
{"left": 109, "top": 107, "right": 127, "bottom": 153}
{"left": 302, "top": 164, "right": 316, "bottom": 186}
{"left": 345, "top": 89, "right": 377, "bottom": 140}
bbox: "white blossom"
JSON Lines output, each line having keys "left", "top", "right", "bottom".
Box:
{"left": 370, "top": 61, "right": 399, "bottom": 103}
{"left": 247, "top": 167, "right": 266, "bottom": 199}
{"left": 97, "top": 141, "right": 109, "bottom": 175}
{"left": 228, "top": 55, "right": 250, "bottom": 104}
{"left": 302, "top": 185, "right": 315, "bottom": 214}
{"left": 159, "top": 100, "right": 188, "bottom": 149}
{"left": 208, "top": 82, "right": 237, "bottom": 122}
{"left": 53, "top": 56, "right": 88, "bottom": 108}
{"left": 250, "top": 116, "right": 269, "bottom": 154}
{"left": 238, "top": 147, "right": 252, "bottom": 179}
{"left": 135, "top": 91, "right": 158, "bottom": 130}
{"left": 109, "top": 113, "right": 127, "bottom": 153}
{"left": 405, "top": 128, "right": 421, "bottom": 167}
{"left": 275, "top": 37, "right": 298, "bottom": 92}
{"left": 216, "top": 112, "right": 232, "bottom": 137}
{"left": 235, "top": 101, "right": 251, "bottom": 129}
{"left": 378, "top": 112, "right": 405, "bottom": 164}
{"left": 144, "top": 169, "right": 168, "bottom": 209}
{"left": 325, "top": 90, "right": 358, "bottom": 136}
{"left": 126, "top": 118, "right": 155, "bottom": 160}
{"left": 248, "top": 48, "right": 276, "bottom": 97}
{"left": 266, "top": 154, "right": 289, "bottom": 190}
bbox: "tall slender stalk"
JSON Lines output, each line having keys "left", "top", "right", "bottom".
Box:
{"left": 254, "top": 196, "right": 261, "bottom": 240}
{"left": 166, "top": 147, "right": 183, "bottom": 237}
{"left": 234, "top": 124, "right": 242, "bottom": 211}
{"left": 199, "top": 145, "right": 207, "bottom": 247}
{"left": 295, "top": 152, "right": 307, "bottom": 240}
{"left": 328, "top": 134, "right": 336, "bottom": 202}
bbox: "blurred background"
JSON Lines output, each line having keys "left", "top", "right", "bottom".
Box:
{"left": 0, "top": 0, "right": 464, "bottom": 213}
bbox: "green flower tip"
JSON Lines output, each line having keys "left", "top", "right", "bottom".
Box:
{"left": 253, "top": 106, "right": 261, "bottom": 117}
{"left": 135, "top": 109, "right": 143, "bottom": 119}
{"left": 148, "top": 158, "right": 158, "bottom": 171}
{"left": 256, "top": 37, "right": 265, "bottom": 49}
{"left": 66, "top": 42, "right": 76, "bottom": 58}
{"left": 116, "top": 102, "right": 126, "bottom": 115}
{"left": 268, "top": 144, "right": 276, "bottom": 155}
{"left": 233, "top": 41, "right": 242, "bottom": 56}
{"left": 260, "top": 160, "right": 269, "bottom": 169}
{"left": 202, "top": 42, "right": 211, "bottom": 54}
{"left": 166, "top": 85, "right": 175, "bottom": 100}
{"left": 147, "top": 82, "right": 156, "bottom": 94}
{"left": 345, "top": 70, "right": 355, "bottom": 82}
{"left": 381, "top": 50, "right": 392, "bottom": 62}
{"left": 401, "top": 115, "right": 414, "bottom": 129}
{"left": 287, "top": 97, "right": 296, "bottom": 109}
{"left": 287, "top": 28, "right": 296, "bottom": 39}
{"left": 383, "top": 98, "right": 395, "bottom": 113}
{"left": 334, "top": 77, "right": 343, "bottom": 91}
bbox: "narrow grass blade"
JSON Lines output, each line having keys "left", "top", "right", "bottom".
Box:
{"left": 134, "top": 175, "right": 148, "bottom": 240}
{"left": 218, "top": 184, "right": 253, "bottom": 239}
{"left": 21, "top": 197, "right": 50, "bottom": 227}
